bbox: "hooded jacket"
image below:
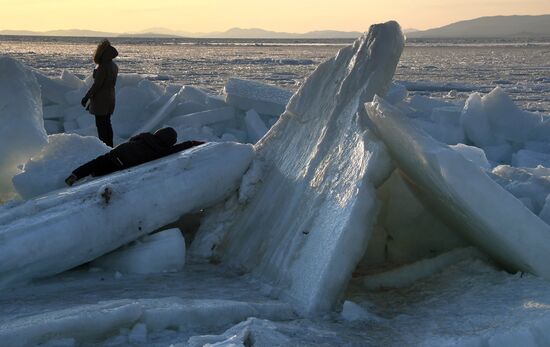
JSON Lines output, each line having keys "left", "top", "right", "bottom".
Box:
{"left": 85, "top": 44, "right": 119, "bottom": 115}
{"left": 109, "top": 127, "right": 203, "bottom": 168}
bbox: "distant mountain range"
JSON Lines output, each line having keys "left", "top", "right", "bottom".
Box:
{"left": 0, "top": 28, "right": 362, "bottom": 39}
{"left": 1, "top": 15, "right": 548, "bottom": 39}
{"left": 407, "top": 15, "right": 550, "bottom": 38}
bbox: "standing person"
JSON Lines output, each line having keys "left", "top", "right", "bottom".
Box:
{"left": 81, "top": 39, "right": 119, "bottom": 147}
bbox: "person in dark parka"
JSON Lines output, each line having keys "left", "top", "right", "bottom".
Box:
{"left": 81, "top": 39, "right": 119, "bottom": 147}
{"left": 64, "top": 127, "right": 205, "bottom": 186}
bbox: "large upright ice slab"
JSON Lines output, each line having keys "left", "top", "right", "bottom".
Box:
{"left": 366, "top": 96, "right": 550, "bottom": 279}
{"left": 194, "top": 22, "right": 404, "bottom": 314}
{"left": 0, "top": 57, "right": 48, "bottom": 201}
{"left": 224, "top": 78, "right": 293, "bottom": 116}
{"left": 0, "top": 142, "right": 254, "bottom": 288}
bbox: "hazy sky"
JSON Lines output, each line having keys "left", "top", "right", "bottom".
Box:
{"left": 0, "top": 0, "right": 548, "bottom": 33}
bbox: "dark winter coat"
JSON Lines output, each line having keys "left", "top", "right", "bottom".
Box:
{"left": 109, "top": 127, "right": 204, "bottom": 169}
{"left": 85, "top": 45, "right": 119, "bottom": 115}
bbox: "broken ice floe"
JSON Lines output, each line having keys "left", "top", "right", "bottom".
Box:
{"left": 366, "top": 96, "right": 550, "bottom": 279}
{"left": 224, "top": 78, "right": 293, "bottom": 116}
{"left": 0, "top": 57, "right": 48, "bottom": 201}
{"left": 91, "top": 228, "right": 186, "bottom": 274}
{"left": 0, "top": 142, "right": 253, "bottom": 288}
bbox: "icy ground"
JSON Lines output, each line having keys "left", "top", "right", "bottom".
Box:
{"left": 2, "top": 22, "right": 550, "bottom": 347}
{"left": 2, "top": 258, "right": 550, "bottom": 346}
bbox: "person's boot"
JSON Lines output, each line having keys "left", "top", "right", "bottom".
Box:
{"left": 65, "top": 174, "right": 78, "bottom": 187}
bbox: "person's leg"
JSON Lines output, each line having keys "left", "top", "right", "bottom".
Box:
{"left": 95, "top": 114, "right": 114, "bottom": 147}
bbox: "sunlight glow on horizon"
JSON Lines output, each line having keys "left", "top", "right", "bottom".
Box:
{"left": 0, "top": 0, "right": 548, "bottom": 33}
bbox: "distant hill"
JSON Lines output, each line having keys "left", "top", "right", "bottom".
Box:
{"left": 0, "top": 30, "right": 43, "bottom": 36}
{"left": 0, "top": 27, "right": 362, "bottom": 39}
{"left": 45, "top": 29, "right": 116, "bottom": 37}
{"left": 408, "top": 15, "right": 550, "bottom": 38}
{"left": 118, "top": 32, "right": 182, "bottom": 38}
{"left": 2, "top": 15, "right": 548, "bottom": 39}
{"left": 138, "top": 27, "right": 363, "bottom": 39}
{"left": 201, "top": 27, "right": 362, "bottom": 39}
{"left": 0, "top": 29, "right": 118, "bottom": 37}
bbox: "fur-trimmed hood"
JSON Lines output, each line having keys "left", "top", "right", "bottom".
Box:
{"left": 94, "top": 41, "right": 118, "bottom": 64}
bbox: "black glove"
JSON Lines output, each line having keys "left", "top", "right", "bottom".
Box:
{"left": 81, "top": 97, "right": 89, "bottom": 108}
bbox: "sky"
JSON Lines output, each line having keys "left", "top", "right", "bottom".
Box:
{"left": 0, "top": 0, "right": 548, "bottom": 33}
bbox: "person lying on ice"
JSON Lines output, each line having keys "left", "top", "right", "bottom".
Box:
{"left": 65, "top": 127, "right": 204, "bottom": 186}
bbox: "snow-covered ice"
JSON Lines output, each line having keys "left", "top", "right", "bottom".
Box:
{"left": 0, "top": 57, "right": 48, "bottom": 202}
{"left": 12, "top": 134, "right": 110, "bottom": 199}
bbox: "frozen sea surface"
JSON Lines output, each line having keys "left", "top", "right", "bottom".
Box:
{"left": 2, "top": 259, "right": 550, "bottom": 346}
{"left": 1, "top": 36, "right": 549, "bottom": 112}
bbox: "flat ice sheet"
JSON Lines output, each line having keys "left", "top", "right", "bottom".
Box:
{"left": 0, "top": 264, "right": 293, "bottom": 347}
{"left": 366, "top": 96, "right": 550, "bottom": 278}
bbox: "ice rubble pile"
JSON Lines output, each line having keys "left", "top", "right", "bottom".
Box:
{"left": 190, "top": 21, "right": 405, "bottom": 314}
{"left": 0, "top": 142, "right": 254, "bottom": 287}
{"left": 36, "top": 65, "right": 287, "bottom": 145}
{"left": 4, "top": 56, "right": 290, "bottom": 199}
{"left": 383, "top": 82, "right": 550, "bottom": 222}
{"left": 0, "top": 16, "right": 549, "bottom": 329}
{"left": 0, "top": 53, "right": 293, "bottom": 285}
{"left": 189, "top": 26, "right": 550, "bottom": 316}
{"left": 366, "top": 96, "right": 550, "bottom": 278}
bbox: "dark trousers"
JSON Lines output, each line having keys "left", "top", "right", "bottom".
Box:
{"left": 72, "top": 153, "right": 121, "bottom": 180}
{"left": 95, "top": 114, "right": 114, "bottom": 147}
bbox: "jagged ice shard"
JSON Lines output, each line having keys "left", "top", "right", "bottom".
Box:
{"left": 192, "top": 21, "right": 404, "bottom": 313}
{"left": 0, "top": 142, "right": 254, "bottom": 288}
{"left": 366, "top": 96, "right": 550, "bottom": 279}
